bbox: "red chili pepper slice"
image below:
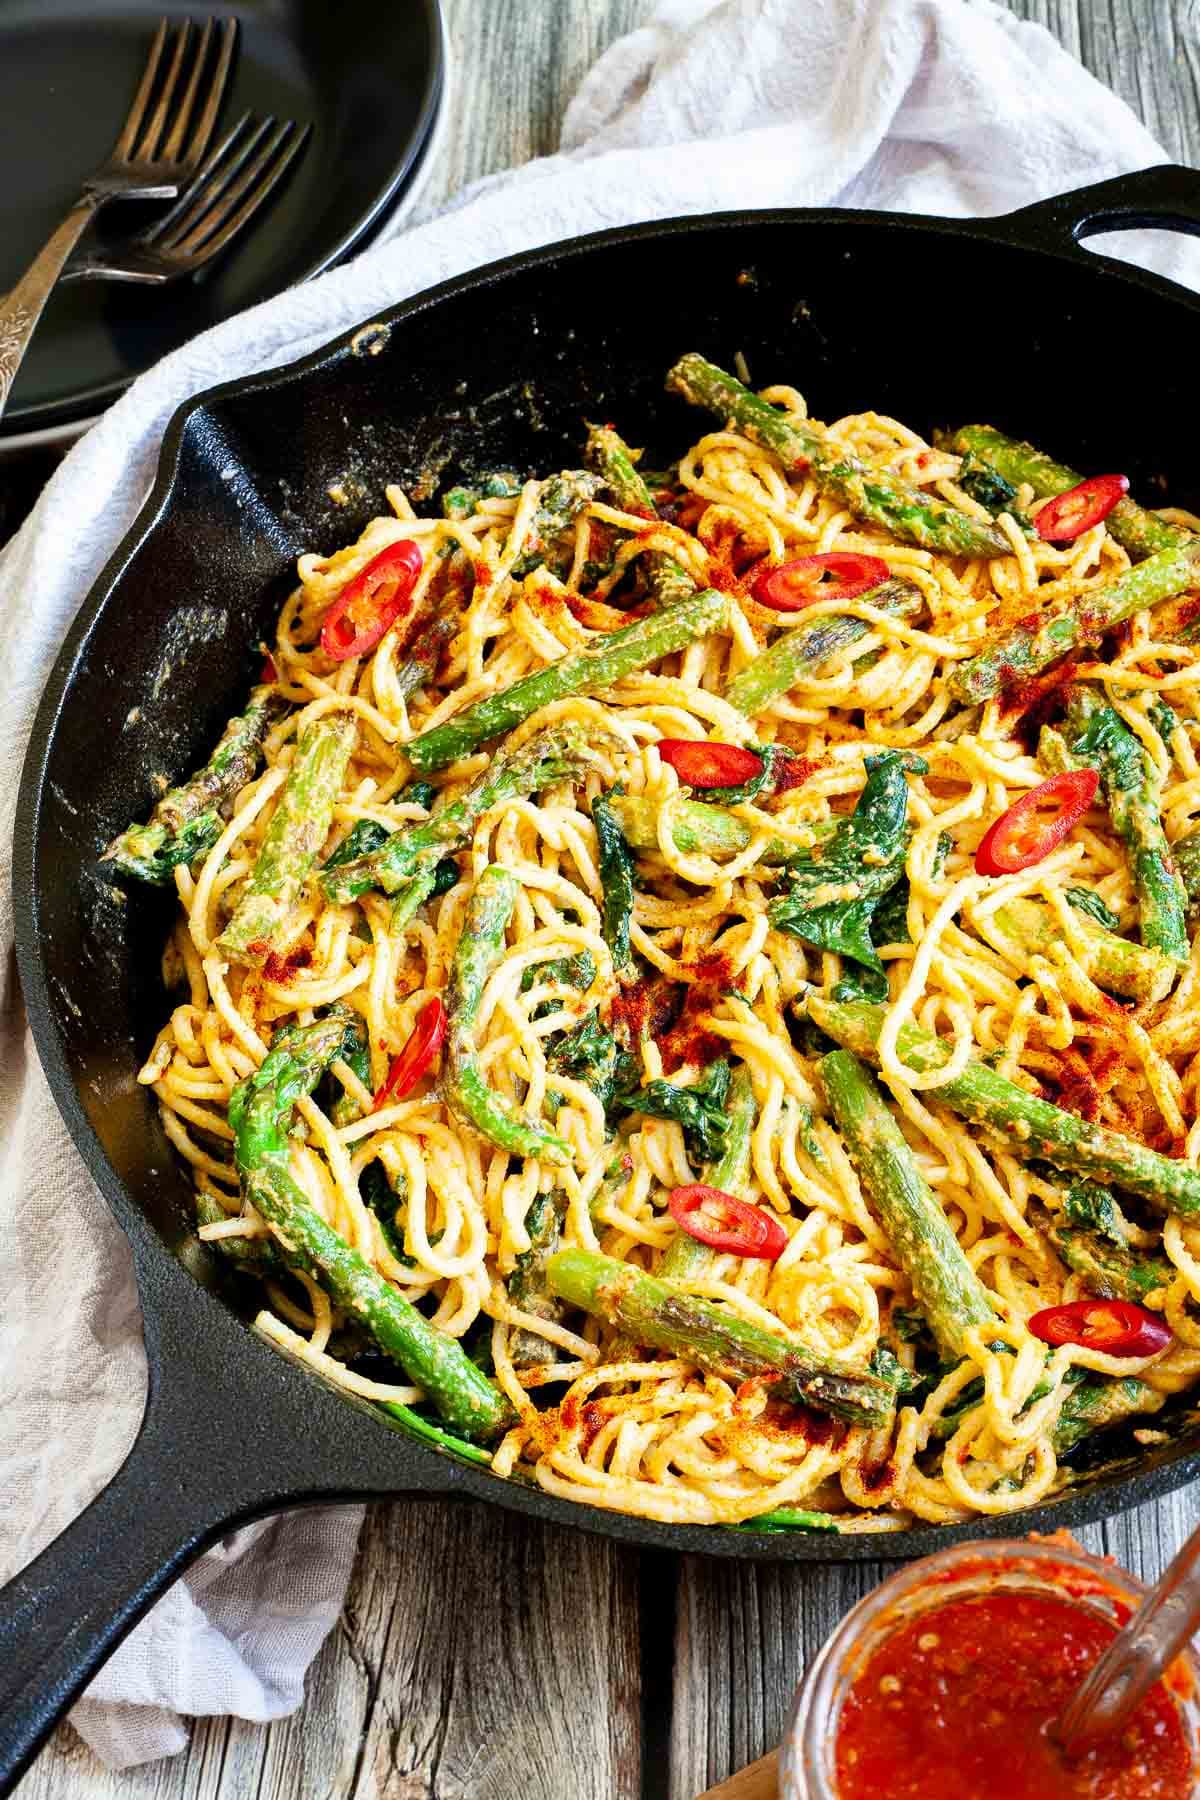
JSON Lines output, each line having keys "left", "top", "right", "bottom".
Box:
{"left": 667, "top": 1184, "right": 788, "bottom": 1260}
{"left": 658, "top": 739, "right": 764, "bottom": 788}
{"left": 373, "top": 997, "right": 447, "bottom": 1109}
{"left": 260, "top": 652, "right": 277, "bottom": 683}
{"left": 974, "top": 769, "right": 1098, "bottom": 877}
{"left": 1035, "top": 474, "right": 1129, "bottom": 543}
{"left": 321, "top": 539, "right": 423, "bottom": 661}
{"left": 1027, "top": 1299, "right": 1171, "bottom": 1357}
{"left": 751, "top": 551, "right": 890, "bottom": 612}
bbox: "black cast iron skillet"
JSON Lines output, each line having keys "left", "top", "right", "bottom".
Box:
{"left": 5, "top": 164, "right": 1200, "bottom": 1791}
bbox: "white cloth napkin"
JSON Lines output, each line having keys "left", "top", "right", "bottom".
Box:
{"left": 1, "top": 0, "right": 1193, "bottom": 1770}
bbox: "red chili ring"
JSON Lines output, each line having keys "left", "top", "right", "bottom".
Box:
{"left": 751, "top": 551, "right": 890, "bottom": 612}
{"left": 373, "top": 997, "right": 447, "bottom": 1109}
{"left": 658, "top": 739, "right": 764, "bottom": 788}
{"left": 1035, "top": 474, "right": 1129, "bottom": 544}
{"left": 322, "top": 539, "right": 423, "bottom": 661}
{"left": 667, "top": 1184, "right": 788, "bottom": 1260}
{"left": 974, "top": 769, "right": 1098, "bottom": 877}
{"left": 1027, "top": 1299, "right": 1171, "bottom": 1358}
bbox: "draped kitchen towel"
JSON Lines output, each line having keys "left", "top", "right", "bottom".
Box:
{"left": 1, "top": 0, "right": 1194, "bottom": 1769}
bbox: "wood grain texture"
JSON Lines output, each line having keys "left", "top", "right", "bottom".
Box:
{"left": 21, "top": 1506, "right": 642, "bottom": 1800}
{"left": 23, "top": 2, "right": 1200, "bottom": 1798}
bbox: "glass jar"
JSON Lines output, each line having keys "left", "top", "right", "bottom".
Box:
{"left": 779, "top": 1537, "right": 1200, "bottom": 1800}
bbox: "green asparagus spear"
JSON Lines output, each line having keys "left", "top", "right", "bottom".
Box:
{"left": 666, "top": 354, "right": 1009, "bottom": 559}
{"left": 444, "top": 865, "right": 572, "bottom": 1165}
{"left": 329, "top": 1012, "right": 371, "bottom": 1128}
{"left": 608, "top": 792, "right": 833, "bottom": 864}
{"left": 229, "top": 1014, "right": 512, "bottom": 1440}
{"left": 104, "top": 686, "right": 287, "bottom": 884}
{"left": 511, "top": 471, "right": 604, "bottom": 578}
{"left": 407, "top": 586, "right": 728, "bottom": 773}
{"left": 948, "top": 539, "right": 1200, "bottom": 705}
{"left": 1173, "top": 827, "right": 1200, "bottom": 912}
{"left": 1053, "top": 1376, "right": 1165, "bottom": 1454}
{"left": 322, "top": 818, "right": 390, "bottom": 872}
{"left": 942, "top": 426, "right": 1191, "bottom": 563}
{"left": 804, "top": 994, "right": 1200, "bottom": 1218}
{"left": 252, "top": 1174, "right": 512, "bottom": 1440}
{"left": 820, "top": 1050, "right": 994, "bottom": 1358}
{"left": 724, "top": 580, "right": 924, "bottom": 717}
{"left": 1029, "top": 1197, "right": 1172, "bottom": 1305}
{"left": 218, "top": 711, "right": 357, "bottom": 961}
{"left": 195, "top": 1190, "right": 279, "bottom": 1272}
{"left": 732, "top": 1508, "right": 841, "bottom": 1535}
{"left": 584, "top": 422, "right": 696, "bottom": 606}
{"left": 379, "top": 1400, "right": 495, "bottom": 1466}
{"left": 660, "top": 1066, "right": 757, "bottom": 1281}
{"left": 1046, "top": 686, "right": 1188, "bottom": 965}
{"left": 323, "top": 725, "right": 592, "bottom": 905}
{"left": 395, "top": 610, "right": 455, "bottom": 701}
{"left": 585, "top": 424, "right": 658, "bottom": 518}
{"left": 507, "top": 1190, "right": 569, "bottom": 1368}
{"left": 546, "top": 1248, "right": 894, "bottom": 1424}
{"left": 989, "top": 897, "right": 1176, "bottom": 1003}
{"left": 591, "top": 791, "right": 637, "bottom": 980}
{"left": 387, "top": 864, "right": 440, "bottom": 933}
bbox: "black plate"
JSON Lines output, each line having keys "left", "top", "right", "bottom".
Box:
{"left": 6, "top": 165, "right": 1200, "bottom": 1794}
{"left": 0, "top": 0, "right": 443, "bottom": 433}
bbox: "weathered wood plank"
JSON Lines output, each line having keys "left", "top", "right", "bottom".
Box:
{"left": 24, "top": 1504, "right": 643, "bottom": 1800}
{"left": 1007, "top": 0, "right": 1200, "bottom": 163}
{"left": 420, "top": 0, "right": 650, "bottom": 213}
{"left": 323, "top": 1501, "right": 642, "bottom": 1800}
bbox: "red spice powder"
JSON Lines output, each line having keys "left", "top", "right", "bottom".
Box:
{"left": 654, "top": 955, "right": 733, "bottom": 1074}
{"left": 611, "top": 976, "right": 682, "bottom": 1050}
{"left": 759, "top": 1400, "right": 838, "bottom": 1447}
{"left": 579, "top": 1401, "right": 607, "bottom": 1454}
{"left": 262, "top": 945, "right": 313, "bottom": 985}
{"left": 772, "top": 752, "right": 822, "bottom": 794}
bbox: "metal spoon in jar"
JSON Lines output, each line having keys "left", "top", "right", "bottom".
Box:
{"left": 1054, "top": 1521, "right": 1200, "bottom": 1753}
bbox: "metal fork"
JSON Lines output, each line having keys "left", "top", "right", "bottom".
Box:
{"left": 0, "top": 16, "right": 237, "bottom": 418}
{"left": 63, "top": 115, "right": 311, "bottom": 287}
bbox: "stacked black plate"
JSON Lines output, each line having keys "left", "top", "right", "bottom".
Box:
{"left": 0, "top": 0, "right": 445, "bottom": 448}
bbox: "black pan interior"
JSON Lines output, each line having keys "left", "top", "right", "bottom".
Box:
{"left": 19, "top": 208, "right": 1200, "bottom": 1558}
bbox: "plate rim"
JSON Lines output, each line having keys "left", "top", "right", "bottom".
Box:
{"left": 0, "top": 0, "right": 447, "bottom": 433}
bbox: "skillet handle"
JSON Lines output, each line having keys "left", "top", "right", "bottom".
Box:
{"left": 0, "top": 1267, "right": 460, "bottom": 1796}
{"left": 0, "top": 1384, "right": 241, "bottom": 1795}
{"left": 1003, "top": 163, "right": 1200, "bottom": 253}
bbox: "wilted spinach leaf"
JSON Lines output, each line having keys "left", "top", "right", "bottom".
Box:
{"left": 614, "top": 1058, "right": 732, "bottom": 1163}
{"left": 769, "top": 751, "right": 925, "bottom": 975}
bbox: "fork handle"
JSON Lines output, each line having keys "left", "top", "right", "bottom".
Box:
{"left": 0, "top": 197, "right": 101, "bottom": 422}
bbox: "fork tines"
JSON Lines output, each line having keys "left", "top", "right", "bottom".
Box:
{"left": 113, "top": 16, "right": 239, "bottom": 175}
{"left": 142, "top": 115, "right": 311, "bottom": 267}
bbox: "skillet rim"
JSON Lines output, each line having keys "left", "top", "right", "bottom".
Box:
{"left": 16, "top": 196, "right": 1200, "bottom": 1562}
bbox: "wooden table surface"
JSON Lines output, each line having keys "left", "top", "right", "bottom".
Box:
{"left": 18, "top": 1, "right": 1200, "bottom": 1795}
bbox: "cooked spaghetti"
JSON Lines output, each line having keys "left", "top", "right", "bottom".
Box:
{"left": 113, "top": 354, "right": 1200, "bottom": 1535}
